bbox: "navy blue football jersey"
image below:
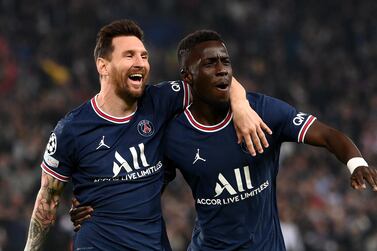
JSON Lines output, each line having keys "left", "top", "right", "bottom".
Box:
{"left": 40, "top": 81, "right": 190, "bottom": 250}
{"left": 163, "top": 92, "right": 316, "bottom": 251}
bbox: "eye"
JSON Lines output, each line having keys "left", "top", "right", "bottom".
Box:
{"left": 203, "top": 60, "right": 215, "bottom": 67}
{"left": 222, "top": 58, "right": 231, "bottom": 65}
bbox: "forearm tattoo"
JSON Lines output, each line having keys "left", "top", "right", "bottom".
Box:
{"left": 25, "top": 173, "right": 65, "bottom": 251}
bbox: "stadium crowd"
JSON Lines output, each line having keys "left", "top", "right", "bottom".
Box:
{"left": 0, "top": 0, "right": 376, "bottom": 250}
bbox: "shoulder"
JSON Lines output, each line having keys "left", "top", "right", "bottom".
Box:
{"left": 165, "top": 112, "right": 187, "bottom": 136}
{"left": 144, "top": 80, "right": 186, "bottom": 96}
{"left": 247, "top": 92, "right": 290, "bottom": 108}
{"left": 247, "top": 92, "right": 294, "bottom": 115}
{"left": 54, "top": 100, "right": 90, "bottom": 137}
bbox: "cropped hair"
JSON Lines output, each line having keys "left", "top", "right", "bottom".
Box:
{"left": 94, "top": 19, "right": 144, "bottom": 61}
{"left": 177, "top": 30, "right": 223, "bottom": 67}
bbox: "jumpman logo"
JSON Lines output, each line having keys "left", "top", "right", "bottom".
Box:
{"left": 193, "top": 149, "right": 206, "bottom": 164}
{"left": 96, "top": 136, "right": 110, "bottom": 150}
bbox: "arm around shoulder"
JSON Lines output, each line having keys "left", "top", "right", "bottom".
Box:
{"left": 229, "top": 77, "right": 272, "bottom": 156}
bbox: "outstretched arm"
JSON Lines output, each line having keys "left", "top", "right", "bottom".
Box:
{"left": 24, "top": 172, "right": 65, "bottom": 251}
{"left": 305, "top": 120, "right": 377, "bottom": 191}
{"left": 230, "top": 77, "right": 272, "bottom": 156}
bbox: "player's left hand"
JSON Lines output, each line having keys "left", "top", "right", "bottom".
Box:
{"left": 232, "top": 99, "right": 272, "bottom": 156}
{"left": 351, "top": 166, "right": 377, "bottom": 191}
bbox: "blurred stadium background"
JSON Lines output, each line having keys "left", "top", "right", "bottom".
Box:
{"left": 0, "top": 0, "right": 376, "bottom": 250}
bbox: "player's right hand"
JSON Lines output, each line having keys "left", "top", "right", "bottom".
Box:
{"left": 351, "top": 166, "right": 377, "bottom": 191}
{"left": 69, "top": 197, "right": 94, "bottom": 232}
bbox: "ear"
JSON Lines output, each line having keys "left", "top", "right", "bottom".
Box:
{"left": 180, "top": 68, "right": 193, "bottom": 86}
{"left": 96, "top": 57, "right": 109, "bottom": 77}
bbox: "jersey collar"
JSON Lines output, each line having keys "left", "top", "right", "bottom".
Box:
{"left": 184, "top": 105, "right": 233, "bottom": 133}
{"left": 90, "top": 95, "right": 136, "bottom": 124}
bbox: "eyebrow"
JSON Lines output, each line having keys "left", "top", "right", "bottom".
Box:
{"left": 121, "top": 49, "right": 149, "bottom": 56}
{"left": 203, "top": 55, "right": 230, "bottom": 61}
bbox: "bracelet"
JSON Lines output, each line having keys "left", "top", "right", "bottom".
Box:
{"left": 347, "top": 157, "right": 368, "bottom": 174}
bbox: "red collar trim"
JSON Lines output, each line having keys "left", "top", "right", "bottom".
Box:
{"left": 184, "top": 107, "right": 232, "bottom": 133}
{"left": 90, "top": 95, "right": 135, "bottom": 124}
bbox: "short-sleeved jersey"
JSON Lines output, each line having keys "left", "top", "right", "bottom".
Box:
{"left": 163, "top": 92, "right": 316, "bottom": 251}
{"left": 40, "top": 81, "right": 190, "bottom": 250}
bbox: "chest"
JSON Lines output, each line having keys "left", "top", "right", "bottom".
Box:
{"left": 73, "top": 111, "right": 166, "bottom": 178}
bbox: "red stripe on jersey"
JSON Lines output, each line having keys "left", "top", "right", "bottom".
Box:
{"left": 91, "top": 96, "right": 135, "bottom": 124}
{"left": 41, "top": 162, "right": 70, "bottom": 182}
{"left": 184, "top": 108, "right": 232, "bottom": 132}
{"left": 298, "top": 115, "right": 316, "bottom": 143}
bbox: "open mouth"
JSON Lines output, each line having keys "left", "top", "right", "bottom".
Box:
{"left": 128, "top": 73, "right": 143, "bottom": 82}
{"left": 215, "top": 83, "right": 229, "bottom": 90}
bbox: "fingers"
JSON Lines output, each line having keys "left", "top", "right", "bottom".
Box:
{"left": 74, "top": 224, "right": 81, "bottom": 232}
{"left": 372, "top": 168, "right": 377, "bottom": 191}
{"left": 351, "top": 167, "right": 377, "bottom": 191}
{"left": 257, "top": 127, "right": 269, "bottom": 148}
{"left": 70, "top": 207, "right": 93, "bottom": 221}
{"left": 244, "top": 123, "right": 270, "bottom": 155}
{"left": 260, "top": 121, "right": 272, "bottom": 136}
{"left": 364, "top": 168, "right": 377, "bottom": 191}
{"left": 235, "top": 128, "right": 242, "bottom": 144}
{"left": 244, "top": 135, "right": 256, "bottom": 156}
{"left": 74, "top": 215, "right": 92, "bottom": 226}
{"left": 72, "top": 197, "right": 80, "bottom": 207}
{"left": 240, "top": 126, "right": 268, "bottom": 156}
{"left": 251, "top": 131, "right": 263, "bottom": 154}
{"left": 351, "top": 173, "right": 366, "bottom": 190}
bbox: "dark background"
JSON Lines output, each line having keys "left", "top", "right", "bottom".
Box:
{"left": 0, "top": 0, "right": 376, "bottom": 250}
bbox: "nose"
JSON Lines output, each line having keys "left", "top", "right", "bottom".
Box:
{"left": 215, "top": 62, "right": 229, "bottom": 77}
{"left": 133, "top": 54, "right": 147, "bottom": 68}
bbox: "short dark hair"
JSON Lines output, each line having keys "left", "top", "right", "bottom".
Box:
{"left": 177, "top": 30, "right": 224, "bottom": 67}
{"left": 94, "top": 19, "right": 144, "bottom": 61}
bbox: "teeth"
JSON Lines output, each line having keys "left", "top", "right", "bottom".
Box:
{"left": 129, "top": 74, "right": 143, "bottom": 78}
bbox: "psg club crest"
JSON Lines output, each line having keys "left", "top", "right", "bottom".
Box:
{"left": 46, "top": 133, "right": 57, "bottom": 155}
{"left": 137, "top": 120, "right": 154, "bottom": 137}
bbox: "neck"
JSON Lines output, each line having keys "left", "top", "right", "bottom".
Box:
{"left": 96, "top": 82, "right": 137, "bottom": 117}
{"left": 189, "top": 101, "right": 230, "bottom": 126}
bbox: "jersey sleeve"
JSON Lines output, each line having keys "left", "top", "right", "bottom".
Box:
{"left": 258, "top": 95, "right": 316, "bottom": 143}
{"left": 40, "top": 119, "right": 75, "bottom": 182}
{"left": 148, "top": 80, "right": 191, "bottom": 119}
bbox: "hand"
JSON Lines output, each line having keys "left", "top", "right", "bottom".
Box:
{"left": 232, "top": 100, "right": 272, "bottom": 156}
{"left": 351, "top": 166, "right": 377, "bottom": 191}
{"left": 69, "top": 198, "right": 93, "bottom": 232}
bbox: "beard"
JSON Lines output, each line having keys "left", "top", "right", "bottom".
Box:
{"left": 110, "top": 66, "right": 148, "bottom": 101}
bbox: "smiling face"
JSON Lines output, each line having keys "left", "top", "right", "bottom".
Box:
{"left": 184, "top": 40, "right": 232, "bottom": 107}
{"left": 106, "top": 36, "right": 150, "bottom": 99}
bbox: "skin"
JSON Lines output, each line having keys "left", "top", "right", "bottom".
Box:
{"left": 181, "top": 40, "right": 233, "bottom": 125}
{"left": 25, "top": 33, "right": 272, "bottom": 248}
{"left": 24, "top": 173, "right": 65, "bottom": 250}
{"left": 70, "top": 39, "right": 377, "bottom": 232}
{"left": 97, "top": 36, "right": 271, "bottom": 155}
{"left": 305, "top": 121, "right": 377, "bottom": 190}
{"left": 25, "top": 35, "right": 151, "bottom": 251}
{"left": 95, "top": 36, "right": 150, "bottom": 117}
{"left": 183, "top": 40, "right": 377, "bottom": 191}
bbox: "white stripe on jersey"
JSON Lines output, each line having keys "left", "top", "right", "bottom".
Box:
{"left": 297, "top": 115, "right": 317, "bottom": 143}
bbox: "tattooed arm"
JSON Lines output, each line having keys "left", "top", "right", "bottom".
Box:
{"left": 24, "top": 171, "right": 65, "bottom": 251}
